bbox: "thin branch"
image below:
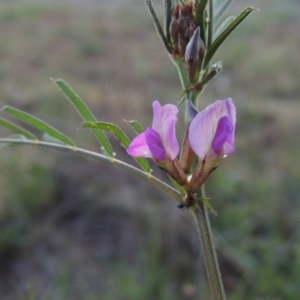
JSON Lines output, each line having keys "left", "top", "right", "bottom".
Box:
{"left": 0, "top": 138, "right": 182, "bottom": 203}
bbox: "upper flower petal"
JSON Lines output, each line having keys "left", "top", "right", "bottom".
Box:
{"left": 152, "top": 100, "right": 179, "bottom": 160}
{"left": 188, "top": 98, "right": 236, "bottom": 159}
{"left": 127, "top": 132, "right": 152, "bottom": 158}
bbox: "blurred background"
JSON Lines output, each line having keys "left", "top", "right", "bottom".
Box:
{"left": 0, "top": 0, "right": 299, "bottom": 299}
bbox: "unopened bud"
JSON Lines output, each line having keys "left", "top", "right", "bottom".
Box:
{"left": 184, "top": 27, "right": 205, "bottom": 84}
{"left": 169, "top": 2, "right": 197, "bottom": 60}
{"left": 185, "top": 27, "right": 201, "bottom": 65}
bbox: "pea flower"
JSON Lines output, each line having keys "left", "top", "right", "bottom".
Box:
{"left": 187, "top": 98, "right": 236, "bottom": 193}
{"left": 127, "top": 100, "right": 186, "bottom": 185}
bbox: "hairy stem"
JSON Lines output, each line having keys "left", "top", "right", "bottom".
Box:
{"left": 190, "top": 185, "right": 227, "bottom": 300}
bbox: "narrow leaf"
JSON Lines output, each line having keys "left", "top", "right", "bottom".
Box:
{"left": 83, "top": 121, "right": 151, "bottom": 173}
{"left": 213, "top": 16, "right": 235, "bottom": 40}
{"left": 203, "top": 7, "right": 255, "bottom": 69}
{"left": 213, "top": 0, "right": 223, "bottom": 12}
{"left": 214, "top": 0, "right": 235, "bottom": 26}
{"left": 195, "top": 0, "right": 209, "bottom": 46}
{"left": 145, "top": 0, "right": 172, "bottom": 54}
{"left": 199, "top": 197, "right": 218, "bottom": 216}
{"left": 128, "top": 120, "right": 145, "bottom": 134}
{"left": 0, "top": 117, "right": 37, "bottom": 140}
{"left": 53, "top": 78, "right": 114, "bottom": 156}
{"left": 3, "top": 106, "right": 74, "bottom": 146}
{"left": 42, "top": 133, "right": 66, "bottom": 144}
{"left": 83, "top": 121, "right": 131, "bottom": 147}
{"left": 164, "top": 0, "right": 172, "bottom": 44}
{"left": 207, "top": 0, "right": 214, "bottom": 48}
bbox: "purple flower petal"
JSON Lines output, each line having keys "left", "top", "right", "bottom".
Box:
{"left": 145, "top": 128, "right": 165, "bottom": 160}
{"left": 212, "top": 116, "right": 234, "bottom": 155}
{"left": 127, "top": 132, "right": 152, "bottom": 158}
{"left": 189, "top": 98, "right": 236, "bottom": 159}
{"left": 152, "top": 100, "right": 179, "bottom": 160}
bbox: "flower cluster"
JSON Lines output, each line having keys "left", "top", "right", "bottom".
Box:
{"left": 127, "top": 99, "right": 236, "bottom": 195}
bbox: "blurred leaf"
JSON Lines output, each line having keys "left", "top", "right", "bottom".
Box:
{"left": 200, "top": 197, "right": 218, "bottom": 216}
{"left": 0, "top": 117, "right": 36, "bottom": 140}
{"left": 53, "top": 78, "right": 114, "bottom": 156}
{"left": 214, "top": 0, "right": 235, "bottom": 25}
{"left": 3, "top": 106, "right": 74, "bottom": 146}
{"left": 42, "top": 133, "right": 67, "bottom": 144}
{"left": 213, "top": 16, "right": 235, "bottom": 40}
{"left": 128, "top": 120, "right": 145, "bottom": 134}
{"left": 195, "top": 0, "right": 209, "bottom": 45}
{"left": 83, "top": 121, "right": 151, "bottom": 173}
{"left": 203, "top": 7, "right": 255, "bottom": 69}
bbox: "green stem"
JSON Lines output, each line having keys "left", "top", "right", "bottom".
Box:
{"left": 173, "top": 59, "right": 190, "bottom": 92}
{"left": 0, "top": 138, "right": 182, "bottom": 203}
{"left": 190, "top": 186, "right": 227, "bottom": 300}
{"left": 166, "top": 6, "right": 226, "bottom": 295}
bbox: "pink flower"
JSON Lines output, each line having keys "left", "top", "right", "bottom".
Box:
{"left": 127, "top": 100, "right": 179, "bottom": 161}
{"left": 187, "top": 98, "right": 236, "bottom": 192}
{"left": 188, "top": 98, "right": 236, "bottom": 160}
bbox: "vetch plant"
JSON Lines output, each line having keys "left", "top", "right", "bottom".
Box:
{"left": 0, "top": 1, "right": 256, "bottom": 299}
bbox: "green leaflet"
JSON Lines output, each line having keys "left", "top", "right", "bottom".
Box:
{"left": 195, "top": 0, "right": 209, "bottom": 46}
{"left": 128, "top": 120, "right": 145, "bottom": 134}
{"left": 203, "top": 7, "right": 255, "bottom": 69}
{"left": 3, "top": 106, "right": 74, "bottom": 146}
{"left": 0, "top": 117, "right": 37, "bottom": 140}
{"left": 199, "top": 197, "right": 218, "bottom": 216}
{"left": 214, "top": 0, "right": 235, "bottom": 26}
{"left": 83, "top": 121, "right": 151, "bottom": 173}
{"left": 213, "top": 16, "right": 235, "bottom": 40}
{"left": 53, "top": 78, "right": 114, "bottom": 156}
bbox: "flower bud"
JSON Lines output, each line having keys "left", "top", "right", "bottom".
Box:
{"left": 169, "top": 2, "right": 197, "bottom": 60}
{"left": 184, "top": 27, "right": 205, "bottom": 84}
